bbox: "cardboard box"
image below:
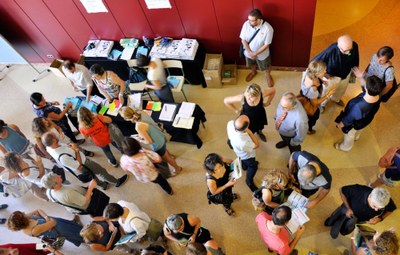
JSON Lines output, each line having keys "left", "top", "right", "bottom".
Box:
{"left": 222, "top": 64, "right": 237, "bottom": 85}
{"left": 202, "top": 53, "right": 223, "bottom": 88}
{"left": 49, "top": 59, "right": 65, "bottom": 78}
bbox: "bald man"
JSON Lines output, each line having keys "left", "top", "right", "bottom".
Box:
{"left": 312, "top": 35, "right": 359, "bottom": 111}
{"left": 227, "top": 115, "right": 260, "bottom": 191}
{"left": 274, "top": 92, "right": 308, "bottom": 154}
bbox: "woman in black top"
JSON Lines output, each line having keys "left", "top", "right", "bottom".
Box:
{"left": 204, "top": 153, "right": 239, "bottom": 216}
{"left": 163, "top": 213, "right": 212, "bottom": 247}
{"left": 80, "top": 218, "right": 121, "bottom": 252}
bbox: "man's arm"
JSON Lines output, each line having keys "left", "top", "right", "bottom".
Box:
{"left": 291, "top": 115, "right": 308, "bottom": 146}
{"left": 306, "top": 188, "right": 330, "bottom": 209}
{"left": 246, "top": 128, "right": 259, "bottom": 149}
{"left": 83, "top": 180, "right": 97, "bottom": 207}
{"left": 287, "top": 226, "right": 305, "bottom": 254}
{"left": 339, "top": 187, "right": 354, "bottom": 218}
{"left": 288, "top": 153, "right": 298, "bottom": 184}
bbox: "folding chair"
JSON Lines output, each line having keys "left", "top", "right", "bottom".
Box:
{"left": 163, "top": 60, "right": 189, "bottom": 101}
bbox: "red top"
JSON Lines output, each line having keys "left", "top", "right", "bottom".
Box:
{"left": 255, "top": 212, "right": 291, "bottom": 255}
{"left": 79, "top": 115, "right": 112, "bottom": 147}
{"left": 0, "top": 243, "right": 49, "bottom": 255}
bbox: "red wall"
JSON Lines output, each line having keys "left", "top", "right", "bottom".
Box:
{"left": 0, "top": 0, "right": 316, "bottom": 67}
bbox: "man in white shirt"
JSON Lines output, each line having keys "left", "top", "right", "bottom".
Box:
{"left": 227, "top": 115, "right": 259, "bottom": 192}
{"left": 62, "top": 59, "right": 103, "bottom": 102}
{"left": 240, "top": 9, "right": 274, "bottom": 87}
{"left": 42, "top": 131, "right": 128, "bottom": 190}
{"left": 104, "top": 201, "right": 163, "bottom": 250}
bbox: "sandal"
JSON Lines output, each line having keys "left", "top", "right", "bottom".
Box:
{"left": 224, "top": 207, "right": 235, "bottom": 216}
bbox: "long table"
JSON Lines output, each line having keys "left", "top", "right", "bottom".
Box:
{"left": 83, "top": 42, "right": 207, "bottom": 87}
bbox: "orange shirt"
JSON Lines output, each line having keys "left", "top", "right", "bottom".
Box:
{"left": 79, "top": 115, "right": 112, "bottom": 147}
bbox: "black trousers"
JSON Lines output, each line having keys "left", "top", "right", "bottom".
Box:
{"left": 152, "top": 174, "right": 172, "bottom": 194}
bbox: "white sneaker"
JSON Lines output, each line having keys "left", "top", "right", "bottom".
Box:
{"left": 108, "top": 160, "right": 119, "bottom": 167}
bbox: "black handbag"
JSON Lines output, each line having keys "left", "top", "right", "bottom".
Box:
{"left": 40, "top": 228, "right": 66, "bottom": 250}
{"left": 380, "top": 66, "right": 398, "bottom": 102}
{"left": 239, "top": 21, "right": 263, "bottom": 58}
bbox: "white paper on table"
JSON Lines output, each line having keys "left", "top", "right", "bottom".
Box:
{"left": 172, "top": 116, "right": 194, "bottom": 129}
{"left": 285, "top": 208, "right": 310, "bottom": 235}
{"left": 90, "top": 95, "right": 103, "bottom": 105}
{"left": 176, "top": 102, "right": 195, "bottom": 118}
{"left": 159, "top": 104, "right": 177, "bottom": 121}
{"left": 120, "top": 48, "right": 135, "bottom": 61}
{"left": 127, "top": 93, "right": 142, "bottom": 109}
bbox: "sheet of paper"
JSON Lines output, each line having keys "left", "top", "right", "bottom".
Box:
{"left": 172, "top": 116, "right": 194, "bottom": 129}
{"left": 90, "top": 95, "right": 103, "bottom": 105}
{"left": 285, "top": 208, "right": 310, "bottom": 234}
{"left": 120, "top": 47, "right": 135, "bottom": 61}
{"left": 283, "top": 191, "right": 309, "bottom": 209}
{"left": 106, "top": 100, "right": 121, "bottom": 116}
{"left": 146, "top": 101, "right": 154, "bottom": 110}
{"left": 176, "top": 102, "right": 195, "bottom": 118}
{"left": 99, "top": 106, "right": 108, "bottom": 115}
{"left": 230, "top": 158, "right": 243, "bottom": 179}
{"left": 152, "top": 102, "right": 162, "bottom": 111}
{"left": 127, "top": 93, "right": 142, "bottom": 109}
{"left": 159, "top": 103, "right": 177, "bottom": 121}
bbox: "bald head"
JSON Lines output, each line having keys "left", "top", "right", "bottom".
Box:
{"left": 338, "top": 35, "right": 353, "bottom": 54}
{"left": 234, "top": 115, "right": 250, "bottom": 132}
{"left": 280, "top": 92, "right": 297, "bottom": 111}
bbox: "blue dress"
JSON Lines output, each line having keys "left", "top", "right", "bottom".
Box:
{"left": 30, "top": 215, "right": 84, "bottom": 247}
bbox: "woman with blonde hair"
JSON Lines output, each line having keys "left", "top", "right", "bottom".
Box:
{"left": 300, "top": 60, "right": 336, "bottom": 134}
{"left": 80, "top": 219, "right": 121, "bottom": 252}
{"left": 120, "top": 106, "right": 182, "bottom": 174}
{"left": 254, "top": 169, "right": 294, "bottom": 214}
{"left": 77, "top": 106, "right": 120, "bottom": 167}
{"left": 224, "top": 83, "right": 275, "bottom": 142}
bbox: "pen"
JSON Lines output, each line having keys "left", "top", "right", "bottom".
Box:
{"left": 177, "top": 117, "right": 180, "bottom": 125}
{"left": 165, "top": 105, "right": 167, "bottom": 112}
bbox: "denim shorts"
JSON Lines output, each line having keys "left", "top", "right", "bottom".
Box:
{"left": 155, "top": 143, "right": 167, "bottom": 156}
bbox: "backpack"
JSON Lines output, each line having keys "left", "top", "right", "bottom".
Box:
{"left": 252, "top": 187, "right": 266, "bottom": 211}
{"left": 129, "top": 67, "right": 147, "bottom": 83}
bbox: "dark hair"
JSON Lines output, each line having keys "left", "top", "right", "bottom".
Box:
{"left": 63, "top": 59, "right": 75, "bottom": 70}
{"left": 0, "top": 120, "right": 6, "bottom": 133}
{"left": 366, "top": 75, "right": 384, "bottom": 96}
{"left": 377, "top": 46, "right": 394, "bottom": 60}
{"left": 89, "top": 64, "right": 104, "bottom": 76}
{"left": 136, "top": 54, "right": 150, "bottom": 67}
{"left": 186, "top": 243, "right": 207, "bottom": 255}
{"left": 30, "top": 92, "right": 43, "bottom": 106}
{"left": 121, "top": 137, "right": 142, "bottom": 156}
{"left": 272, "top": 205, "right": 292, "bottom": 226}
{"left": 203, "top": 153, "right": 223, "bottom": 174}
{"left": 103, "top": 203, "right": 124, "bottom": 219}
{"left": 4, "top": 152, "right": 23, "bottom": 173}
{"left": 7, "top": 211, "right": 29, "bottom": 231}
{"left": 249, "top": 9, "right": 262, "bottom": 19}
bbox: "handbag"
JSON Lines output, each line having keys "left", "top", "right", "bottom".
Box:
{"left": 252, "top": 187, "right": 266, "bottom": 211}
{"left": 296, "top": 93, "right": 319, "bottom": 116}
{"left": 239, "top": 21, "right": 263, "bottom": 58}
{"left": 40, "top": 228, "right": 66, "bottom": 250}
{"left": 380, "top": 66, "right": 398, "bottom": 102}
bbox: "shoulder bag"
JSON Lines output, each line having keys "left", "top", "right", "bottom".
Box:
{"left": 296, "top": 91, "right": 319, "bottom": 116}
{"left": 380, "top": 66, "right": 398, "bottom": 102}
{"left": 239, "top": 21, "right": 263, "bottom": 58}
{"left": 57, "top": 153, "right": 94, "bottom": 183}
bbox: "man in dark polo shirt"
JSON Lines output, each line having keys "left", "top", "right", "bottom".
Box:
{"left": 325, "top": 184, "right": 396, "bottom": 239}
{"left": 288, "top": 150, "right": 332, "bottom": 209}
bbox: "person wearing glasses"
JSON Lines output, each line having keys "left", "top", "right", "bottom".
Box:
{"left": 312, "top": 34, "right": 359, "bottom": 112}
{"left": 239, "top": 9, "right": 274, "bottom": 87}
{"left": 288, "top": 150, "right": 332, "bottom": 209}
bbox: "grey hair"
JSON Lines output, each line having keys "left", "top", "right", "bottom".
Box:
{"left": 165, "top": 214, "right": 183, "bottom": 231}
{"left": 41, "top": 172, "right": 58, "bottom": 189}
{"left": 282, "top": 92, "right": 297, "bottom": 109}
{"left": 41, "top": 131, "right": 58, "bottom": 147}
{"left": 370, "top": 187, "right": 391, "bottom": 209}
{"left": 297, "top": 164, "right": 317, "bottom": 186}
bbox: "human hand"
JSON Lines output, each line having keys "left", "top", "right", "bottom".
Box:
{"left": 226, "top": 179, "right": 237, "bottom": 187}
{"left": 35, "top": 155, "right": 43, "bottom": 163}
{"left": 89, "top": 179, "right": 97, "bottom": 189}
{"left": 65, "top": 102, "right": 72, "bottom": 109}
{"left": 59, "top": 132, "right": 65, "bottom": 140}
{"left": 296, "top": 225, "right": 305, "bottom": 236}
{"left": 108, "top": 224, "right": 116, "bottom": 232}
{"left": 68, "top": 143, "right": 78, "bottom": 150}
{"left": 352, "top": 67, "right": 365, "bottom": 79}
{"left": 305, "top": 200, "right": 316, "bottom": 210}
{"left": 107, "top": 97, "right": 113, "bottom": 103}
{"left": 367, "top": 216, "right": 381, "bottom": 225}
{"left": 52, "top": 101, "right": 60, "bottom": 106}
{"left": 327, "top": 88, "right": 336, "bottom": 97}
{"left": 345, "top": 208, "right": 354, "bottom": 218}
{"left": 337, "top": 122, "right": 344, "bottom": 129}
{"left": 189, "top": 234, "right": 196, "bottom": 243}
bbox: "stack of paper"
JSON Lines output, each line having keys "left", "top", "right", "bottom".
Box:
{"left": 176, "top": 102, "right": 195, "bottom": 118}
{"left": 159, "top": 103, "right": 177, "bottom": 121}
{"left": 127, "top": 93, "right": 142, "bottom": 109}
{"left": 106, "top": 100, "right": 122, "bottom": 116}
{"left": 120, "top": 48, "right": 135, "bottom": 61}
{"left": 95, "top": 40, "right": 114, "bottom": 57}
{"left": 172, "top": 116, "right": 194, "bottom": 129}
{"left": 83, "top": 40, "right": 100, "bottom": 57}
{"left": 90, "top": 95, "right": 103, "bottom": 105}
{"left": 177, "top": 38, "right": 199, "bottom": 60}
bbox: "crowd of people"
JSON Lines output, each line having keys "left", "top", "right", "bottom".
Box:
{"left": 0, "top": 7, "right": 399, "bottom": 255}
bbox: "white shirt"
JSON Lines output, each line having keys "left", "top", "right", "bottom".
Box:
{"left": 240, "top": 19, "right": 274, "bottom": 60}
{"left": 147, "top": 58, "right": 167, "bottom": 86}
{"left": 117, "top": 200, "right": 151, "bottom": 239}
{"left": 46, "top": 144, "right": 86, "bottom": 175}
{"left": 227, "top": 120, "right": 256, "bottom": 160}
{"left": 47, "top": 185, "right": 88, "bottom": 213}
{"left": 62, "top": 64, "right": 92, "bottom": 90}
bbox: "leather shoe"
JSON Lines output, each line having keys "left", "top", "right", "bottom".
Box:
{"left": 257, "top": 132, "right": 267, "bottom": 142}
{"left": 335, "top": 100, "right": 345, "bottom": 107}
{"left": 245, "top": 72, "right": 257, "bottom": 82}
{"left": 307, "top": 129, "right": 316, "bottom": 135}
{"left": 275, "top": 141, "right": 287, "bottom": 149}
{"left": 116, "top": 174, "right": 129, "bottom": 187}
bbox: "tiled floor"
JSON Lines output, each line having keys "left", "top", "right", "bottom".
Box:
{"left": 0, "top": 0, "right": 400, "bottom": 254}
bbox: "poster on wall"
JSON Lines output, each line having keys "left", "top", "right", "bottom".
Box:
{"left": 145, "top": 0, "right": 171, "bottom": 9}
{"left": 80, "top": 0, "right": 108, "bottom": 13}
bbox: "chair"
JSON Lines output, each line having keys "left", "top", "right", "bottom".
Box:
{"left": 128, "top": 80, "right": 153, "bottom": 100}
{"left": 163, "top": 60, "right": 189, "bottom": 101}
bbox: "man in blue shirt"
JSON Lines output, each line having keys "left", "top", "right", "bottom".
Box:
{"left": 312, "top": 35, "right": 359, "bottom": 110}
{"left": 274, "top": 92, "right": 308, "bottom": 154}
{"left": 334, "top": 75, "right": 384, "bottom": 151}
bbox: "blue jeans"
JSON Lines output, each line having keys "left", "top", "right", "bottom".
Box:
{"left": 100, "top": 144, "right": 117, "bottom": 165}
{"left": 241, "top": 157, "right": 258, "bottom": 192}
{"left": 155, "top": 85, "right": 175, "bottom": 103}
